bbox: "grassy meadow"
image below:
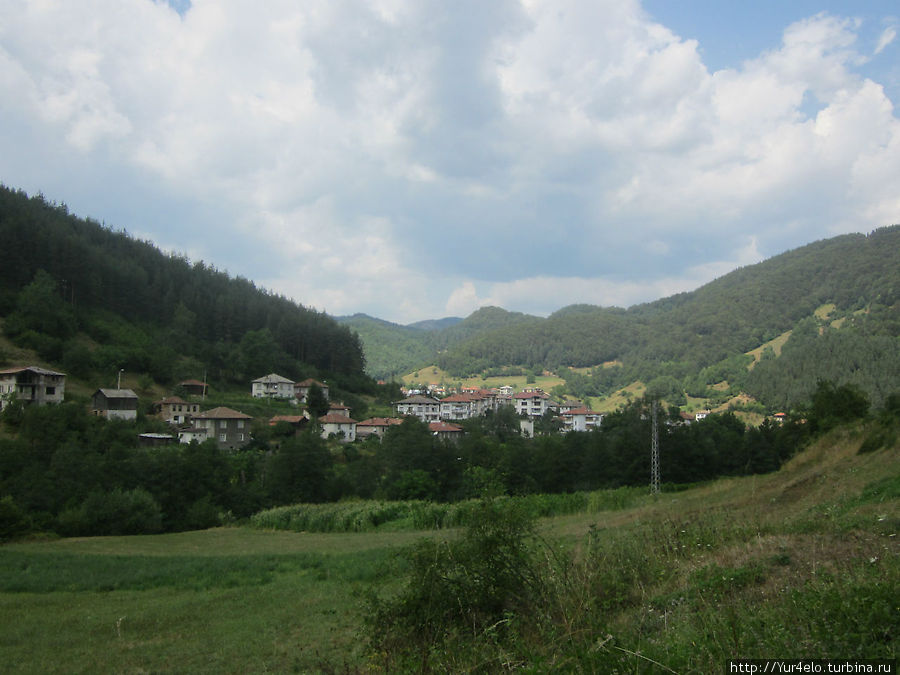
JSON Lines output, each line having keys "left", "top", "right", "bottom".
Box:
{"left": 1, "top": 426, "right": 897, "bottom": 672}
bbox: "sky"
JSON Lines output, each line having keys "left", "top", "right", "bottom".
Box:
{"left": 1, "top": 1, "right": 898, "bottom": 325}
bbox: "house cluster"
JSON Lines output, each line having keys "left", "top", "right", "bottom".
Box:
{"left": 4, "top": 365, "right": 741, "bottom": 451}
{"left": 393, "top": 386, "right": 605, "bottom": 434}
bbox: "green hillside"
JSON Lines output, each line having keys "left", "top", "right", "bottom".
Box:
{"left": 0, "top": 185, "right": 368, "bottom": 390}
{"left": 355, "top": 227, "right": 900, "bottom": 411}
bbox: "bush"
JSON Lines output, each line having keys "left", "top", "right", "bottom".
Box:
{"left": 0, "top": 496, "right": 31, "bottom": 541}
{"left": 57, "top": 488, "right": 164, "bottom": 536}
{"left": 366, "top": 498, "right": 547, "bottom": 670}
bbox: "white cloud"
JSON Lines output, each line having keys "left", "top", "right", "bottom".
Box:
{"left": 874, "top": 25, "right": 896, "bottom": 55}
{"left": 0, "top": 1, "right": 897, "bottom": 325}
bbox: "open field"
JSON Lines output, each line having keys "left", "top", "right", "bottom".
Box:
{"left": 1, "top": 426, "right": 897, "bottom": 672}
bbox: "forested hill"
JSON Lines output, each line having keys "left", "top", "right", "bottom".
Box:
{"left": 0, "top": 185, "right": 366, "bottom": 387}
{"left": 337, "top": 306, "right": 539, "bottom": 378}
{"left": 438, "top": 227, "right": 900, "bottom": 373}
{"left": 344, "top": 226, "right": 900, "bottom": 410}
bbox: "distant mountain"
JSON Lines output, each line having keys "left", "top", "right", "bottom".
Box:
{"left": 347, "top": 227, "right": 900, "bottom": 410}
{"left": 337, "top": 306, "right": 542, "bottom": 378}
{"left": 407, "top": 317, "right": 463, "bottom": 332}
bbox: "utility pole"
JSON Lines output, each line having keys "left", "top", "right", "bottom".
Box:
{"left": 650, "top": 399, "right": 660, "bottom": 495}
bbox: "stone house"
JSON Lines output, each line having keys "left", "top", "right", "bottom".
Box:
{"left": 0, "top": 366, "right": 66, "bottom": 410}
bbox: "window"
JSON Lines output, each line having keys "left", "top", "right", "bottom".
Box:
{"left": 219, "top": 433, "right": 226, "bottom": 442}
{"left": 46, "top": 387, "right": 55, "bottom": 396}
{"left": 220, "top": 420, "right": 227, "bottom": 429}
{"left": 237, "top": 420, "right": 244, "bottom": 429}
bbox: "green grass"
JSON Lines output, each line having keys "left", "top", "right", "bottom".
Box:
{"left": 1, "top": 428, "right": 897, "bottom": 672}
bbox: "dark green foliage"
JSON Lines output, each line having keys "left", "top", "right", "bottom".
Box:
{"left": 0, "top": 185, "right": 366, "bottom": 385}
{"left": 0, "top": 495, "right": 31, "bottom": 541}
{"left": 367, "top": 498, "right": 544, "bottom": 669}
{"left": 304, "top": 383, "right": 329, "bottom": 419}
{"left": 808, "top": 380, "right": 871, "bottom": 434}
{"left": 264, "top": 432, "right": 333, "bottom": 504}
{"left": 57, "top": 487, "right": 163, "bottom": 536}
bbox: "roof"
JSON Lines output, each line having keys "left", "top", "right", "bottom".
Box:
{"left": 179, "top": 379, "right": 207, "bottom": 387}
{"left": 269, "top": 415, "right": 306, "bottom": 425}
{"left": 252, "top": 373, "right": 294, "bottom": 384}
{"left": 395, "top": 395, "right": 441, "bottom": 404}
{"left": 296, "top": 378, "right": 327, "bottom": 388}
{"left": 357, "top": 417, "right": 403, "bottom": 427}
{"left": 0, "top": 365, "right": 66, "bottom": 377}
{"left": 94, "top": 388, "right": 138, "bottom": 399}
{"left": 194, "top": 406, "right": 252, "bottom": 420}
{"left": 429, "top": 421, "right": 463, "bottom": 433}
{"left": 513, "top": 391, "right": 549, "bottom": 399}
{"left": 319, "top": 413, "right": 358, "bottom": 424}
{"left": 561, "top": 406, "right": 601, "bottom": 416}
{"left": 441, "top": 393, "right": 479, "bottom": 403}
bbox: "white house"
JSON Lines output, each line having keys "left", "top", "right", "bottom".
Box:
{"left": 560, "top": 406, "right": 604, "bottom": 432}
{"left": 513, "top": 390, "right": 556, "bottom": 417}
{"left": 295, "top": 378, "right": 329, "bottom": 403}
{"left": 319, "top": 413, "right": 357, "bottom": 442}
{"left": 394, "top": 394, "right": 442, "bottom": 422}
{"left": 251, "top": 373, "right": 295, "bottom": 399}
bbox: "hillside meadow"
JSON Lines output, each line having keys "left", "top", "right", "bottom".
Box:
{"left": 1, "top": 426, "right": 897, "bottom": 673}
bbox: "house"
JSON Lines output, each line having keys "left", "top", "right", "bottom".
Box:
{"left": 439, "top": 393, "right": 483, "bottom": 420}
{"left": 429, "top": 420, "right": 464, "bottom": 440}
{"left": 327, "top": 402, "right": 352, "bottom": 418}
{"left": 695, "top": 410, "right": 711, "bottom": 421}
{"left": 513, "top": 390, "right": 556, "bottom": 417}
{"left": 91, "top": 389, "right": 139, "bottom": 421}
{"left": 152, "top": 396, "right": 200, "bottom": 425}
{"left": 191, "top": 407, "right": 253, "bottom": 450}
{"left": 178, "top": 379, "right": 208, "bottom": 397}
{"left": 251, "top": 373, "right": 295, "bottom": 399}
{"left": 294, "top": 378, "right": 329, "bottom": 403}
{"left": 178, "top": 426, "right": 209, "bottom": 444}
{"left": 560, "top": 406, "right": 604, "bottom": 432}
{"left": 557, "top": 400, "right": 586, "bottom": 415}
{"left": 269, "top": 415, "right": 309, "bottom": 433}
{"left": 356, "top": 417, "right": 403, "bottom": 439}
{"left": 394, "top": 394, "right": 442, "bottom": 422}
{"left": 0, "top": 366, "right": 66, "bottom": 410}
{"left": 319, "top": 413, "right": 357, "bottom": 442}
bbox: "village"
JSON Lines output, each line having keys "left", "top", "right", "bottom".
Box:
{"left": 1, "top": 365, "right": 709, "bottom": 450}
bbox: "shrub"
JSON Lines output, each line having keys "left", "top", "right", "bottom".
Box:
{"left": 366, "top": 498, "right": 546, "bottom": 670}
{"left": 57, "top": 488, "right": 163, "bottom": 536}
{"left": 0, "top": 495, "right": 31, "bottom": 541}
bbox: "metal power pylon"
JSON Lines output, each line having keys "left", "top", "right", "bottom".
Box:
{"left": 650, "top": 400, "right": 660, "bottom": 495}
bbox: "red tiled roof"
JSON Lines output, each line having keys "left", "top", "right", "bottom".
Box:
{"left": 270, "top": 415, "right": 306, "bottom": 425}
{"left": 429, "top": 421, "right": 463, "bottom": 433}
{"left": 319, "top": 413, "right": 358, "bottom": 424}
{"left": 194, "top": 406, "right": 252, "bottom": 420}
{"left": 561, "top": 407, "right": 601, "bottom": 416}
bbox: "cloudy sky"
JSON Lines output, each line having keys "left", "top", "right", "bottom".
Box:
{"left": 1, "top": 1, "right": 898, "bottom": 324}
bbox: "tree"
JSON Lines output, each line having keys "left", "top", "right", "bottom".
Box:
{"left": 305, "top": 383, "right": 330, "bottom": 420}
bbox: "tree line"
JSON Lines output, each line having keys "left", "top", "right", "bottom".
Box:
{"left": 3, "top": 380, "right": 894, "bottom": 539}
